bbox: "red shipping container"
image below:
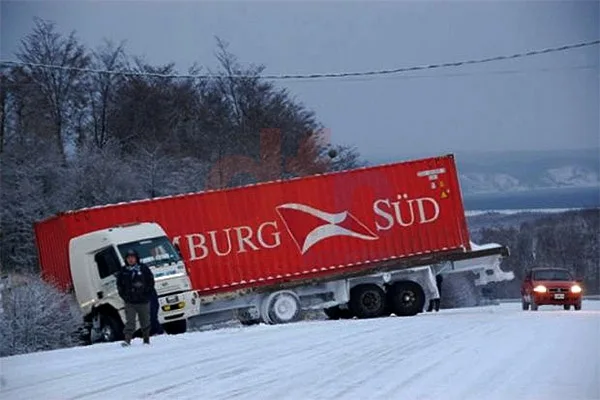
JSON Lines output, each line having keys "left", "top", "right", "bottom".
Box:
{"left": 35, "top": 154, "right": 471, "bottom": 295}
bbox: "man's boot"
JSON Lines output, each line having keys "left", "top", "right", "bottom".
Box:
{"left": 143, "top": 329, "right": 150, "bottom": 345}
{"left": 122, "top": 334, "right": 132, "bottom": 347}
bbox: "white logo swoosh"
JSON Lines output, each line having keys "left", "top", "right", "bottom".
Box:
{"left": 276, "top": 203, "right": 379, "bottom": 254}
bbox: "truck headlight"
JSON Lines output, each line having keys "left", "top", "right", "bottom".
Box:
{"left": 571, "top": 285, "right": 582, "bottom": 294}
{"left": 533, "top": 285, "right": 547, "bottom": 293}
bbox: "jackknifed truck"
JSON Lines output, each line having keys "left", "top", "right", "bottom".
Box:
{"left": 34, "top": 154, "right": 512, "bottom": 342}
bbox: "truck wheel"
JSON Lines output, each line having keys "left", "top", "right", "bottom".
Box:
{"left": 163, "top": 319, "right": 187, "bottom": 335}
{"left": 387, "top": 281, "right": 425, "bottom": 317}
{"left": 262, "top": 290, "right": 302, "bottom": 324}
{"left": 563, "top": 305, "right": 570, "bottom": 310}
{"left": 349, "top": 284, "right": 387, "bottom": 319}
{"left": 92, "top": 313, "right": 123, "bottom": 343}
{"left": 574, "top": 303, "right": 582, "bottom": 311}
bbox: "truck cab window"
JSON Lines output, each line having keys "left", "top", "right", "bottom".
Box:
{"left": 117, "top": 236, "right": 181, "bottom": 268}
{"left": 95, "top": 247, "right": 121, "bottom": 279}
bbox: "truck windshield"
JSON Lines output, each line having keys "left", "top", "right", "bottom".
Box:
{"left": 533, "top": 269, "right": 572, "bottom": 281}
{"left": 118, "top": 236, "right": 181, "bottom": 268}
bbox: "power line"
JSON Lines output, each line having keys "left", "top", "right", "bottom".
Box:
{"left": 0, "top": 39, "right": 598, "bottom": 81}
{"left": 282, "top": 64, "right": 599, "bottom": 83}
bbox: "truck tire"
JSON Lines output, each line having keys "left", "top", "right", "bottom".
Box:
{"left": 262, "top": 290, "right": 302, "bottom": 324}
{"left": 387, "top": 281, "right": 425, "bottom": 317}
{"left": 163, "top": 319, "right": 187, "bottom": 335}
{"left": 91, "top": 312, "right": 123, "bottom": 343}
{"left": 349, "top": 284, "right": 387, "bottom": 319}
{"left": 324, "top": 306, "right": 354, "bottom": 320}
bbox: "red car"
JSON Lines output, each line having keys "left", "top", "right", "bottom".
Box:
{"left": 521, "top": 267, "right": 583, "bottom": 311}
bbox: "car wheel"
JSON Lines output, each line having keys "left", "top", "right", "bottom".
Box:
{"left": 522, "top": 299, "right": 530, "bottom": 310}
{"left": 574, "top": 303, "right": 582, "bottom": 311}
{"left": 563, "top": 305, "right": 570, "bottom": 310}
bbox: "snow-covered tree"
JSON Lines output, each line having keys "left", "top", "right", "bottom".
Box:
{"left": 0, "top": 273, "right": 84, "bottom": 357}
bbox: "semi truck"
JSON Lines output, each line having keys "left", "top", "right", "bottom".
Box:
{"left": 34, "top": 154, "right": 512, "bottom": 340}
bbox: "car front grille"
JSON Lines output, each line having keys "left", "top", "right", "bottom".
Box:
{"left": 549, "top": 288, "right": 568, "bottom": 293}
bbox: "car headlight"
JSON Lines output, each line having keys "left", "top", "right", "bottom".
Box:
{"left": 571, "top": 285, "right": 582, "bottom": 294}
{"left": 533, "top": 285, "right": 547, "bottom": 293}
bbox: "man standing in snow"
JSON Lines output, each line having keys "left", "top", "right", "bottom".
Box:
{"left": 117, "top": 249, "right": 155, "bottom": 346}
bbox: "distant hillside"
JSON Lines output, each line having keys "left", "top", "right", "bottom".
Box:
{"left": 368, "top": 148, "right": 600, "bottom": 195}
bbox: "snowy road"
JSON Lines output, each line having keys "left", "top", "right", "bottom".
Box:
{"left": 2, "top": 301, "right": 599, "bottom": 400}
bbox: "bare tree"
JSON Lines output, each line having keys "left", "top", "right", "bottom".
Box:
{"left": 0, "top": 71, "right": 7, "bottom": 154}
{"left": 110, "top": 59, "right": 180, "bottom": 153}
{"left": 16, "top": 18, "right": 90, "bottom": 162}
{"left": 88, "top": 39, "right": 128, "bottom": 148}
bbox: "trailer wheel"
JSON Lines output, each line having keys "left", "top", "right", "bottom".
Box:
{"left": 262, "top": 291, "right": 302, "bottom": 324}
{"left": 387, "top": 281, "right": 425, "bottom": 317}
{"left": 349, "top": 284, "right": 387, "bottom": 319}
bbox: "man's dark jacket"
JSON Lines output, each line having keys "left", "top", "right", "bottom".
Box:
{"left": 116, "top": 264, "right": 155, "bottom": 304}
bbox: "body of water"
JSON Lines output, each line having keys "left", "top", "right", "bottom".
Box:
{"left": 462, "top": 186, "right": 600, "bottom": 211}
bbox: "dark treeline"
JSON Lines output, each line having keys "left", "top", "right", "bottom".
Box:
{"left": 474, "top": 209, "right": 600, "bottom": 296}
{"left": 0, "top": 18, "right": 365, "bottom": 272}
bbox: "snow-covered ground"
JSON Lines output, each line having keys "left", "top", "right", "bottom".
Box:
{"left": 2, "top": 301, "right": 599, "bottom": 400}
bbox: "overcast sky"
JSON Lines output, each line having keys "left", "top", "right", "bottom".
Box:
{"left": 2, "top": 0, "right": 598, "bottom": 160}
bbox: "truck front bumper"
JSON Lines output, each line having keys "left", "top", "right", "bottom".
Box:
{"left": 158, "top": 290, "right": 201, "bottom": 323}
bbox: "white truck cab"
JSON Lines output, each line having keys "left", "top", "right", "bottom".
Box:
{"left": 69, "top": 222, "right": 200, "bottom": 343}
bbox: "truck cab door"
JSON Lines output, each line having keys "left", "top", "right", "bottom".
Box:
{"left": 94, "top": 247, "right": 123, "bottom": 302}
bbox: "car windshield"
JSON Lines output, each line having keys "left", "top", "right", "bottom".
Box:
{"left": 118, "top": 236, "right": 181, "bottom": 268}
{"left": 533, "top": 269, "right": 572, "bottom": 281}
